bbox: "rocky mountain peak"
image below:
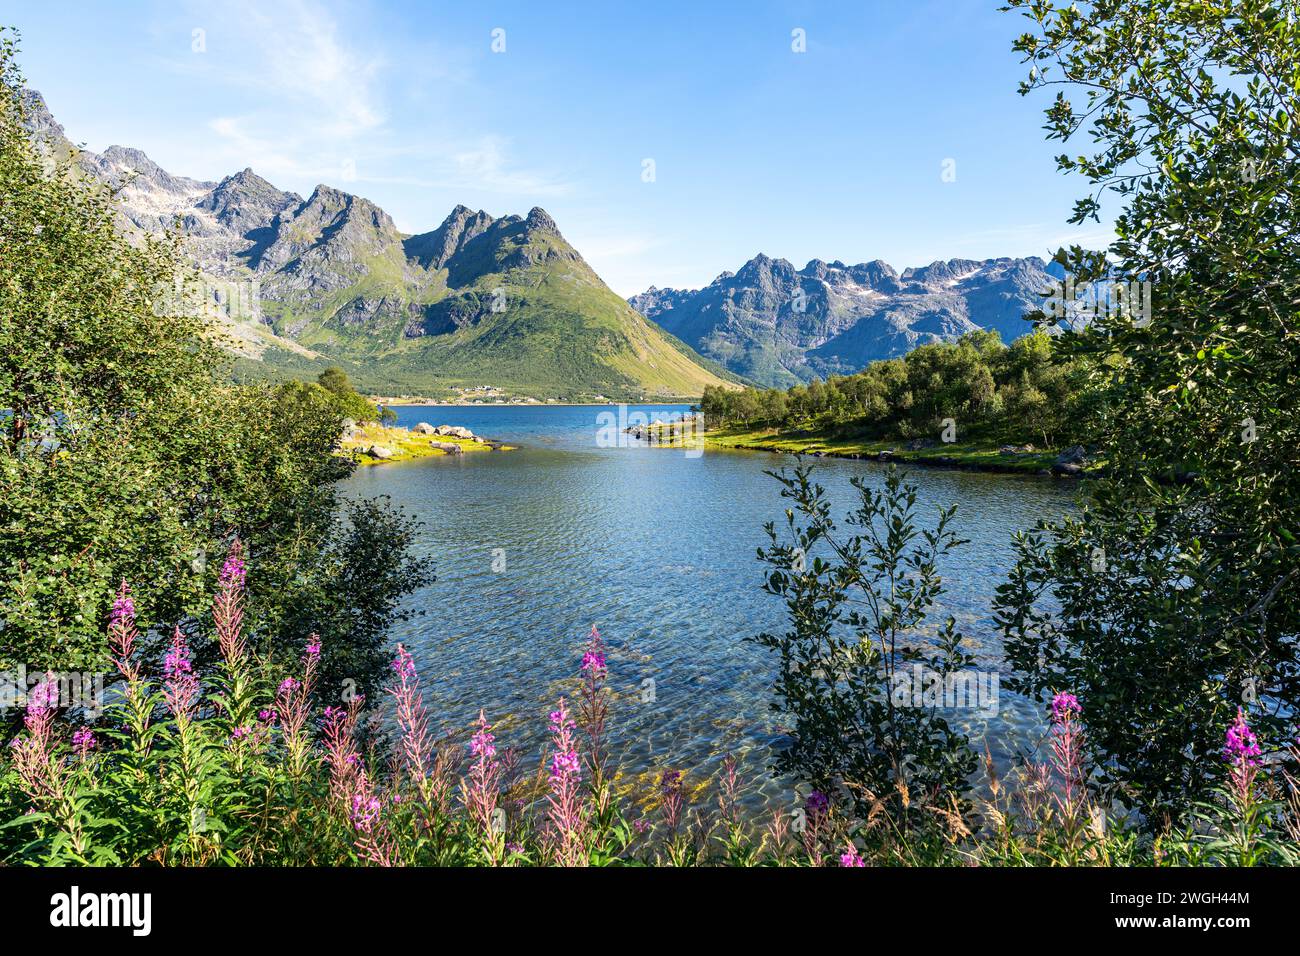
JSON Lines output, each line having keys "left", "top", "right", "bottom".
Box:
{"left": 197, "top": 168, "right": 300, "bottom": 234}
{"left": 404, "top": 204, "right": 495, "bottom": 270}
{"left": 524, "top": 206, "right": 559, "bottom": 234}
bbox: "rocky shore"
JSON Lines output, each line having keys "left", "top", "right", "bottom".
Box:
{"left": 340, "top": 421, "right": 514, "bottom": 465}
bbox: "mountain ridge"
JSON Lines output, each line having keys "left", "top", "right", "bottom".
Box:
{"left": 18, "top": 89, "right": 739, "bottom": 401}
{"left": 629, "top": 252, "right": 1061, "bottom": 388}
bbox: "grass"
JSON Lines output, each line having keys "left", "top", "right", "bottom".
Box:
{"left": 338, "top": 422, "right": 513, "bottom": 465}
{"left": 641, "top": 420, "right": 1065, "bottom": 476}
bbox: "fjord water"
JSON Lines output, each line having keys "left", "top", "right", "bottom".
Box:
{"left": 345, "top": 404, "right": 1078, "bottom": 809}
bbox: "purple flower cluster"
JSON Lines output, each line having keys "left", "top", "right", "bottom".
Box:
{"left": 1050, "top": 691, "right": 1081, "bottom": 723}
{"left": 219, "top": 545, "right": 247, "bottom": 590}
{"left": 109, "top": 582, "right": 135, "bottom": 629}
{"left": 470, "top": 718, "right": 496, "bottom": 760}
{"left": 71, "top": 727, "right": 96, "bottom": 755}
{"left": 1224, "top": 708, "right": 1262, "bottom": 768}
{"left": 162, "top": 628, "right": 200, "bottom": 717}
{"left": 390, "top": 644, "right": 416, "bottom": 681}
{"left": 805, "top": 790, "right": 830, "bottom": 818}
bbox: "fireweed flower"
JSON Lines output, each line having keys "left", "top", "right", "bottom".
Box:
{"left": 805, "top": 790, "right": 830, "bottom": 819}
{"left": 305, "top": 638, "right": 321, "bottom": 657}
{"left": 464, "top": 710, "right": 504, "bottom": 857}
{"left": 1224, "top": 708, "right": 1262, "bottom": 766}
{"left": 391, "top": 646, "right": 417, "bottom": 682}
{"left": 840, "top": 844, "right": 866, "bottom": 867}
{"left": 71, "top": 727, "right": 96, "bottom": 756}
{"left": 387, "top": 644, "right": 444, "bottom": 831}
{"left": 8, "top": 678, "right": 88, "bottom": 855}
{"left": 107, "top": 580, "right": 140, "bottom": 680}
{"left": 219, "top": 542, "right": 247, "bottom": 590}
{"left": 659, "top": 769, "right": 685, "bottom": 832}
{"left": 546, "top": 698, "right": 586, "bottom": 866}
{"left": 276, "top": 647, "right": 318, "bottom": 778}
{"left": 109, "top": 582, "right": 135, "bottom": 630}
{"left": 214, "top": 540, "right": 248, "bottom": 664}
{"left": 1050, "top": 692, "right": 1081, "bottom": 723}
{"left": 1224, "top": 708, "right": 1262, "bottom": 802}
{"left": 470, "top": 715, "right": 497, "bottom": 760}
{"left": 163, "top": 628, "right": 199, "bottom": 719}
{"left": 718, "top": 754, "right": 742, "bottom": 824}
{"left": 323, "top": 698, "right": 364, "bottom": 808}
{"left": 1048, "top": 690, "right": 1085, "bottom": 824}
{"left": 578, "top": 625, "right": 610, "bottom": 794}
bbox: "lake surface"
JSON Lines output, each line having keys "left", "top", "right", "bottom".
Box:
{"left": 344, "top": 404, "right": 1079, "bottom": 812}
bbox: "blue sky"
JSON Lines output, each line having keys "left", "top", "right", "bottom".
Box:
{"left": 2, "top": 0, "right": 1113, "bottom": 296}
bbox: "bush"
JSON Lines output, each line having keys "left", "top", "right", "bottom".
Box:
{"left": 753, "top": 465, "right": 977, "bottom": 830}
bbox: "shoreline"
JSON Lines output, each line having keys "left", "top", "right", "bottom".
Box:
{"left": 635, "top": 420, "right": 1096, "bottom": 479}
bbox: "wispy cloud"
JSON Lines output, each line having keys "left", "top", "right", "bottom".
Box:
{"left": 155, "top": 0, "right": 571, "bottom": 202}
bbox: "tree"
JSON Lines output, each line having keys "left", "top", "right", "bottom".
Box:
{"left": 995, "top": 0, "right": 1300, "bottom": 826}
{"left": 316, "top": 366, "right": 380, "bottom": 423}
{"left": 0, "top": 32, "right": 430, "bottom": 701}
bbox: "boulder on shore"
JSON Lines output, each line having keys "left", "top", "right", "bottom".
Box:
{"left": 413, "top": 422, "right": 437, "bottom": 435}
{"left": 431, "top": 441, "right": 464, "bottom": 455}
{"left": 1051, "top": 444, "right": 1088, "bottom": 476}
{"left": 368, "top": 445, "right": 396, "bottom": 460}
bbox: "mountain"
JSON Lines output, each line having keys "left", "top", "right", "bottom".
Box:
{"left": 629, "top": 253, "right": 1060, "bottom": 388}
{"left": 19, "top": 90, "right": 738, "bottom": 401}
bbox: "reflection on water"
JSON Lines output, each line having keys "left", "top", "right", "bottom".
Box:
{"left": 343, "top": 404, "right": 1079, "bottom": 812}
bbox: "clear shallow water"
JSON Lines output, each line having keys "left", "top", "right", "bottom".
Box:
{"left": 344, "top": 404, "right": 1078, "bottom": 811}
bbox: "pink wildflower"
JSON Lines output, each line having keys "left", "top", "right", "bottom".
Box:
{"left": 1224, "top": 708, "right": 1262, "bottom": 803}
{"left": 546, "top": 697, "right": 586, "bottom": 866}
{"left": 840, "top": 845, "right": 866, "bottom": 867}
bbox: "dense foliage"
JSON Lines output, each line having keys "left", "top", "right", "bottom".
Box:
{"left": 994, "top": 0, "right": 1300, "bottom": 827}
{"left": 700, "top": 329, "right": 1088, "bottom": 447}
{"left": 0, "top": 32, "right": 431, "bottom": 706}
